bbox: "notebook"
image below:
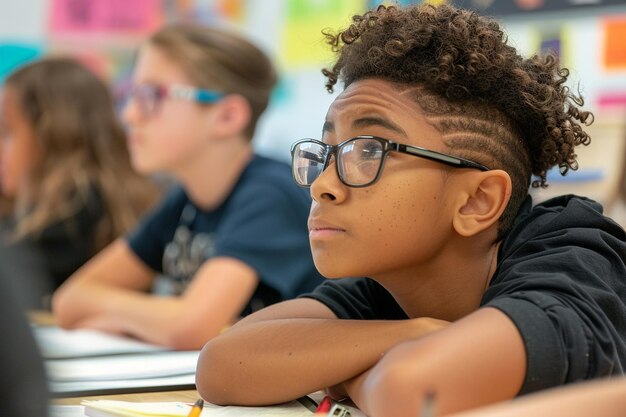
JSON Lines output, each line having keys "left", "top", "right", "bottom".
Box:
{"left": 46, "top": 350, "right": 200, "bottom": 397}
{"left": 50, "top": 373, "right": 197, "bottom": 397}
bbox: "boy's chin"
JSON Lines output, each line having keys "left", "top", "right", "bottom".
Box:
{"left": 313, "top": 262, "right": 356, "bottom": 280}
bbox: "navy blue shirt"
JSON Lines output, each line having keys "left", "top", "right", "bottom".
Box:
{"left": 128, "top": 154, "right": 324, "bottom": 315}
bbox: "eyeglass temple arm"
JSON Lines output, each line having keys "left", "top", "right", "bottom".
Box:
{"left": 398, "top": 144, "right": 489, "bottom": 171}
{"left": 170, "top": 85, "right": 224, "bottom": 103}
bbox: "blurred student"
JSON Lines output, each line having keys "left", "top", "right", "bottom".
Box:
{"left": 53, "top": 24, "right": 323, "bottom": 350}
{"left": 196, "top": 4, "right": 626, "bottom": 416}
{"left": 0, "top": 58, "right": 158, "bottom": 309}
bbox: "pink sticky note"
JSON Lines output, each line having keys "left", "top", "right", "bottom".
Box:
{"left": 50, "top": 0, "right": 162, "bottom": 35}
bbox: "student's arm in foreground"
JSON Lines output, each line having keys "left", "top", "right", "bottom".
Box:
{"left": 447, "top": 377, "right": 626, "bottom": 417}
{"left": 196, "top": 298, "right": 448, "bottom": 406}
{"left": 52, "top": 238, "right": 257, "bottom": 349}
{"left": 343, "top": 307, "right": 526, "bottom": 417}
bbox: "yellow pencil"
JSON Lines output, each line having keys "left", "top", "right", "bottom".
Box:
{"left": 187, "top": 399, "right": 204, "bottom": 417}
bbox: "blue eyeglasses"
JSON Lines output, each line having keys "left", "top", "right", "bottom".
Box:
{"left": 125, "top": 84, "right": 224, "bottom": 117}
{"left": 291, "top": 136, "right": 490, "bottom": 188}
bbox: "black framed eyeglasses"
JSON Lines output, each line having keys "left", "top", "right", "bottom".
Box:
{"left": 290, "top": 136, "right": 490, "bottom": 188}
{"left": 124, "top": 84, "right": 225, "bottom": 117}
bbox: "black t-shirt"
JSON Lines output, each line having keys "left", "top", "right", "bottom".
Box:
{"left": 0, "top": 188, "right": 104, "bottom": 308}
{"left": 127, "top": 154, "right": 324, "bottom": 315}
{"left": 303, "top": 195, "right": 626, "bottom": 395}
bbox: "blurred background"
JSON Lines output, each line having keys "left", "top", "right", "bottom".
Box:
{"left": 1, "top": 0, "right": 625, "bottom": 204}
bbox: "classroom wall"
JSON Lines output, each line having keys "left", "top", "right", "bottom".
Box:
{"left": 1, "top": 0, "right": 625, "bottom": 204}
{"left": 499, "top": 4, "right": 626, "bottom": 204}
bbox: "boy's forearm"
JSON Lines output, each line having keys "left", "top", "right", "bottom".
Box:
{"left": 196, "top": 316, "right": 446, "bottom": 406}
{"left": 54, "top": 257, "right": 256, "bottom": 350}
{"left": 53, "top": 281, "right": 122, "bottom": 328}
{"left": 359, "top": 308, "right": 526, "bottom": 417}
{"left": 55, "top": 284, "right": 220, "bottom": 349}
{"left": 52, "top": 239, "right": 155, "bottom": 328}
{"left": 88, "top": 289, "right": 228, "bottom": 349}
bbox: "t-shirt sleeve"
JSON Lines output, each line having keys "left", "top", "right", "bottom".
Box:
{"left": 126, "top": 188, "right": 186, "bottom": 272}
{"left": 484, "top": 207, "right": 626, "bottom": 395}
{"left": 302, "top": 277, "right": 408, "bottom": 320}
{"left": 213, "top": 181, "right": 320, "bottom": 299}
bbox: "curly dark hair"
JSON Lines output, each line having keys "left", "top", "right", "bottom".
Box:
{"left": 321, "top": 4, "right": 593, "bottom": 237}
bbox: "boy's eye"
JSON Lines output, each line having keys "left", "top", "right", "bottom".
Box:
{"left": 360, "top": 144, "right": 381, "bottom": 160}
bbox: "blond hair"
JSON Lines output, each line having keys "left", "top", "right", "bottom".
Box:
{"left": 5, "top": 57, "right": 159, "bottom": 250}
{"left": 149, "top": 23, "right": 277, "bottom": 140}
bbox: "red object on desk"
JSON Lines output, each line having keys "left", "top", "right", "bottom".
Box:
{"left": 315, "top": 396, "right": 332, "bottom": 415}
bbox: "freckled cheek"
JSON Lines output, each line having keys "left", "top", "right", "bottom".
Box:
{"left": 360, "top": 186, "right": 422, "bottom": 239}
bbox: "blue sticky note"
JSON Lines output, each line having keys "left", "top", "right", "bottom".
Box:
{"left": 0, "top": 43, "right": 43, "bottom": 84}
{"left": 542, "top": 168, "right": 605, "bottom": 183}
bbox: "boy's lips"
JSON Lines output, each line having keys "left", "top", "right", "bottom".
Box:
{"left": 308, "top": 218, "right": 346, "bottom": 239}
{"left": 308, "top": 218, "right": 345, "bottom": 231}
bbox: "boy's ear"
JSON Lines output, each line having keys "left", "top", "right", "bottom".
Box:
{"left": 209, "top": 94, "right": 251, "bottom": 139}
{"left": 452, "top": 170, "right": 512, "bottom": 237}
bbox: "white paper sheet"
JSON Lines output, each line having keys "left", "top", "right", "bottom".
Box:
{"left": 34, "top": 326, "right": 165, "bottom": 359}
{"left": 46, "top": 350, "right": 200, "bottom": 382}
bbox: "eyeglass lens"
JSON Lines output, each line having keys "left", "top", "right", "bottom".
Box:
{"left": 133, "top": 85, "right": 162, "bottom": 116}
{"left": 292, "top": 141, "right": 326, "bottom": 186}
{"left": 292, "top": 138, "right": 385, "bottom": 187}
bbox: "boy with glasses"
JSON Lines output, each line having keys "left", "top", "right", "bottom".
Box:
{"left": 52, "top": 24, "right": 323, "bottom": 349}
{"left": 196, "top": 3, "right": 626, "bottom": 416}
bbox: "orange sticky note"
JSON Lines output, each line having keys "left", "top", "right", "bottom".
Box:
{"left": 603, "top": 18, "right": 626, "bottom": 70}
